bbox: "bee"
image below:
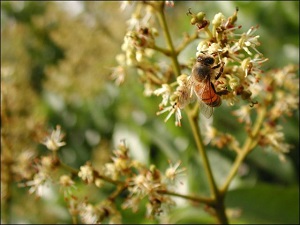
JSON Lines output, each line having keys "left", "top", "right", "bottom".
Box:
{"left": 191, "top": 53, "right": 228, "bottom": 118}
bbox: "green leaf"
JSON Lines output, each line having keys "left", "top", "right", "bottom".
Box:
{"left": 226, "top": 183, "right": 299, "bottom": 224}
{"left": 167, "top": 206, "right": 216, "bottom": 224}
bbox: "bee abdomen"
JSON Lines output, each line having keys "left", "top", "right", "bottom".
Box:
{"left": 203, "top": 94, "right": 221, "bottom": 107}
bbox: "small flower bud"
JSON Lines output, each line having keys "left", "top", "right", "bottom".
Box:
{"left": 196, "top": 12, "right": 206, "bottom": 21}
{"left": 190, "top": 17, "right": 197, "bottom": 25}
{"left": 212, "top": 13, "right": 225, "bottom": 27}
{"left": 59, "top": 175, "right": 74, "bottom": 187}
{"left": 78, "top": 163, "right": 94, "bottom": 184}
{"left": 227, "top": 7, "right": 239, "bottom": 27}
{"left": 95, "top": 178, "right": 104, "bottom": 188}
{"left": 188, "top": 10, "right": 208, "bottom": 29}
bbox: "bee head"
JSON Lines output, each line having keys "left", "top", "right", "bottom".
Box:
{"left": 197, "top": 55, "right": 215, "bottom": 65}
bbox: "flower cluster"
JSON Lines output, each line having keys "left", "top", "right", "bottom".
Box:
{"left": 113, "top": 3, "right": 271, "bottom": 127}
{"left": 191, "top": 8, "right": 268, "bottom": 107}
{"left": 155, "top": 74, "right": 192, "bottom": 126}
{"left": 258, "top": 123, "right": 292, "bottom": 162}
{"left": 202, "top": 122, "right": 240, "bottom": 152}
{"left": 78, "top": 201, "right": 121, "bottom": 224}
{"left": 100, "top": 140, "right": 185, "bottom": 217}
{"left": 85, "top": 140, "right": 185, "bottom": 220}
{"left": 122, "top": 27, "right": 158, "bottom": 66}
{"left": 21, "top": 128, "right": 186, "bottom": 223}
{"left": 78, "top": 162, "right": 95, "bottom": 184}
{"left": 18, "top": 125, "right": 68, "bottom": 198}
{"left": 253, "top": 65, "right": 298, "bottom": 160}
{"left": 112, "top": 2, "right": 298, "bottom": 166}
{"left": 19, "top": 155, "right": 54, "bottom": 197}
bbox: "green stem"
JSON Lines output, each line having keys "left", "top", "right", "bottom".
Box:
{"left": 176, "top": 31, "right": 199, "bottom": 54}
{"left": 151, "top": 44, "right": 172, "bottom": 56}
{"left": 108, "top": 185, "right": 127, "bottom": 202}
{"left": 155, "top": 6, "right": 218, "bottom": 196}
{"left": 151, "top": 3, "right": 228, "bottom": 223}
{"left": 186, "top": 109, "right": 228, "bottom": 224}
{"left": 158, "top": 189, "right": 214, "bottom": 205}
{"left": 186, "top": 110, "right": 219, "bottom": 199}
{"left": 59, "top": 160, "right": 79, "bottom": 176}
{"left": 214, "top": 200, "right": 229, "bottom": 224}
{"left": 72, "top": 215, "right": 78, "bottom": 224}
{"left": 155, "top": 5, "right": 181, "bottom": 77}
{"left": 220, "top": 106, "right": 267, "bottom": 194}
{"left": 93, "top": 170, "right": 125, "bottom": 186}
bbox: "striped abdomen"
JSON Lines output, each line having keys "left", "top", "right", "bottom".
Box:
{"left": 195, "top": 81, "right": 221, "bottom": 107}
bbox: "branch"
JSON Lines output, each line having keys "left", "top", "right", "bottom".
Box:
{"left": 176, "top": 31, "right": 199, "bottom": 54}
{"left": 220, "top": 106, "right": 267, "bottom": 194}
{"left": 186, "top": 109, "right": 219, "bottom": 199}
{"left": 158, "top": 189, "right": 214, "bottom": 205}
{"left": 155, "top": 5, "right": 181, "bottom": 77}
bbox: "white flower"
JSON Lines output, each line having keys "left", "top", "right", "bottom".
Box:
{"left": 157, "top": 104, "right": 183, "bottom": 127}
{"left": 111, "top": 65, "right": 126, "bottom": 85}
{"left": 59, "top": 175, "right": 76, "bottom": 197}
{"left": 265, "top": 125, "right": 292, "bottom": 161}
{"left": 21, "top": 172, "right": 50, "bottom": 197}
{"left": 41, "top": 125, "right": 66, "bottom": 151}
{"left": 103, "top": 163, "right": 119, "bottom": 180}
{"left": 241, "top": 56, "right": 268, "bottom": 78}
{"left": 59, "top": 175, "right": 75, "bottom": 187}
{"left": 79, "top": 203, "right": 99, "bottom": 224}
{"left": 129, "top": 174, "right": 161, "bottom": 198}
{"left": 212, "top": 12, "right": 226, "bottom": 27}
{"left": 165, "top": 160, "right": 186, "bottom": 182}
{"left": 196, "top": 42, "right": 222, "bottom": 57}
{"left": 232, "top": 26, "right": 262, "bottom": 56}
{"left": 154, "top": 84, "right": 171, "bottom": 108}
{"left": 78, "top": 164, "right": 94, "bottom": 184}
{"left": 126, "top": 12, "right": 142, "bottom": 30}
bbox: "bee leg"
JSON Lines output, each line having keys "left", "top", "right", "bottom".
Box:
{"left": 216, "top": 89, "right": 229, "bottom": 96}
{"left": 211, "top": 63, "right": 220, "bottom": 69}
{"left": 214, "top": 62, "right": 225, "bottom": 80}
{"left": 211, "top": 81, "right": 229, "bottom": 96}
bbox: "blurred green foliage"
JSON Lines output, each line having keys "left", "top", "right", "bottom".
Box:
{"left": 1, "top": 1, "right": 299, "bottom": 224}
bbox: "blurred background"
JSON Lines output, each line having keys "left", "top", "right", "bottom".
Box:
{"left": 1, "top": 1, "right": 299, "bottom": 224}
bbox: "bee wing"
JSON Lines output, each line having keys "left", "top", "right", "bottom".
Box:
{"left": 199, "top": 100, "right": 213, "bottom": 119}
{"left": 190, "top": 75, "right": 214, "bottom": 118}
{"left": 197, "top": 78, "right": 214, "bottom": 119}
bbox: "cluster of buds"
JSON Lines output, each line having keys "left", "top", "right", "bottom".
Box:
{"left": 122, "top": 27, "right": 158, "bottom": 66}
